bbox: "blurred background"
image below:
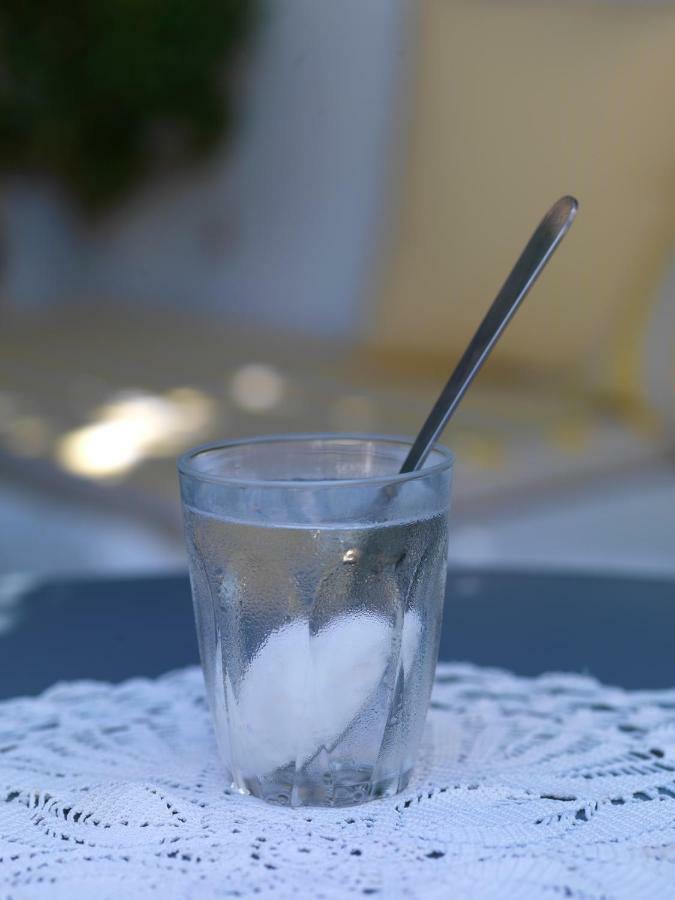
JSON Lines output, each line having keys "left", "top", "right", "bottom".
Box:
{"left": 1, "top": 0, "right": 675, "bottom": 581}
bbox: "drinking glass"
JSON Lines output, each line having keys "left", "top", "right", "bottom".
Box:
{"left": 178, "top": 434, "right": 452, "bottom": 807}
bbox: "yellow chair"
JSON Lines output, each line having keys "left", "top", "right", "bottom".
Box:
{"left": 371, "top": 0, "right": 675, "bottom": 428}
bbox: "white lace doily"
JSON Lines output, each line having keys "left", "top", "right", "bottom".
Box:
{"left": 3, "top": 663, "right": 675, "bottom": 899}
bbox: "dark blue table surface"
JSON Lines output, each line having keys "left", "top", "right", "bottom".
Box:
{"left": 1, "top": 567, "right": 674, "bottom": 700}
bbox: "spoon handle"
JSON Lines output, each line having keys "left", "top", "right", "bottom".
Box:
{"left": 399, "top": 195, "right": 578, "bottom": 474}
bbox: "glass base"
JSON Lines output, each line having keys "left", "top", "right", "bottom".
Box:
{"left": 233, "top": 766, "right": 413, "bottom": 808}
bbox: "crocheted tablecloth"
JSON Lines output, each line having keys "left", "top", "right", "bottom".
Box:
{"left": 2, "top": 663, "right": 675, "bottom": 899}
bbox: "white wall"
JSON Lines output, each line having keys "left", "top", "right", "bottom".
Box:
{"left": 3, "top": 1, "right": 408, "bottom": 340}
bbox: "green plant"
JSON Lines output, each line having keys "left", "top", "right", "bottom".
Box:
{"left": 0, "top": 0, "right": 257, "bottom": 213}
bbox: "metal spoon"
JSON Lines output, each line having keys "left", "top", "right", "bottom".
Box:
{"left": 400, "top": 195, "right": 578, "bottom": 473}
{"left": 340, "top": 196, "right": 578, "bottom": 603}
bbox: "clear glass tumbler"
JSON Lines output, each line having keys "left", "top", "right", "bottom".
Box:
{"left": 178, "top": 434, "right": 452, "bottom": 807}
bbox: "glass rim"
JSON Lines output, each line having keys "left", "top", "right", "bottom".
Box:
{"left": 177, "top": 432, "right": 453, "bottom": 490}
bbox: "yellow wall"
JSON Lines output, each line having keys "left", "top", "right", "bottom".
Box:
{"left": 372, "top": 1, "right": 675, "bottom": 397}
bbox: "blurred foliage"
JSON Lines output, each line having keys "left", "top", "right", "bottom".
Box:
{"left": 0, "top": 1, "right": 257, "bottom": 213}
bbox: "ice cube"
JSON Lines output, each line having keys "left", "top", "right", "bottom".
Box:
{"left": 233, "top": 610, "right": 421, "bottom": 775}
